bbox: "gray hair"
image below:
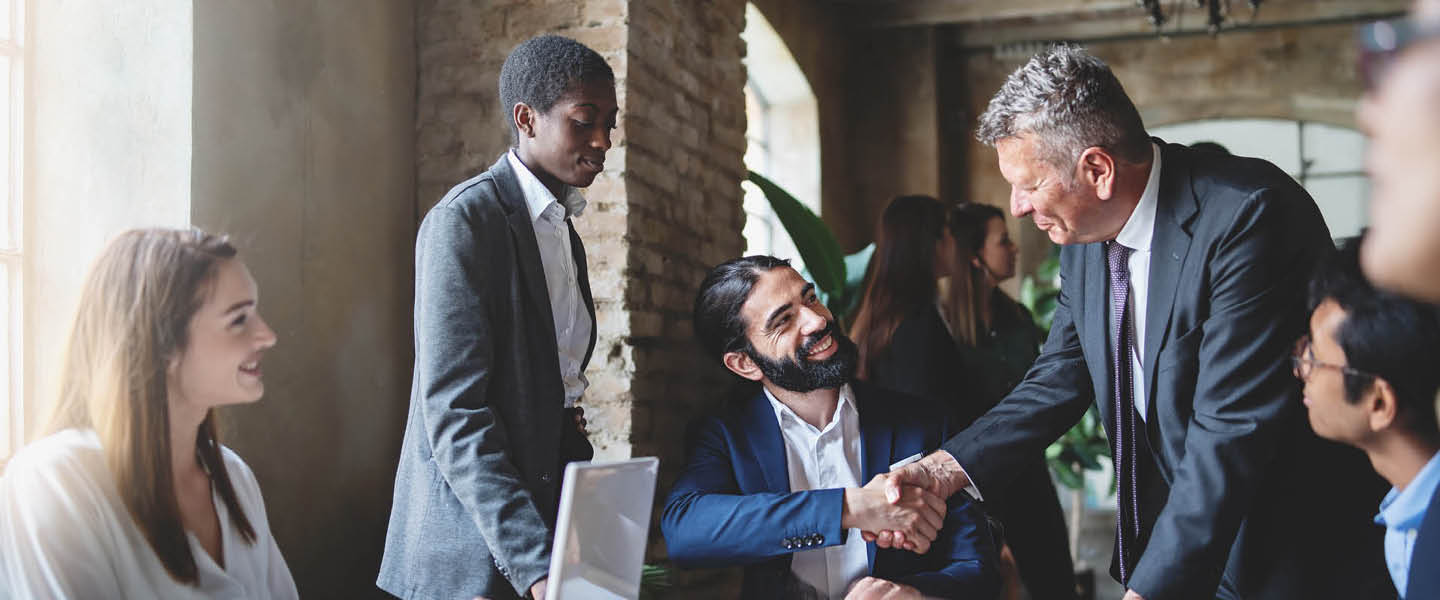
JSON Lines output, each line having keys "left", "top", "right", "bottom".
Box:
{"left": 976, "top": 45, "right": 1150, "bottom": 176}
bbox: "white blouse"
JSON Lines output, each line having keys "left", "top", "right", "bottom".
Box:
{"left": 0, "top": 429, "right": 298, "bottom": 599}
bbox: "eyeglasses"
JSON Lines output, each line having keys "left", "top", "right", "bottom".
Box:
{"left": 1291, "top": 335, "right": 1378, "bottom": 382}
{"left": 1357, "top": 18, "right": 1440, "bottom": 90}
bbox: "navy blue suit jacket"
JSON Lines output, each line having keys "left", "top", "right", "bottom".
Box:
{"left": 661, "top": 381, "right": 999, "bottom": 599}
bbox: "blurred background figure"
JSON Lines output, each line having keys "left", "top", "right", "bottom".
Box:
{"left": 0, "top": 228, "right": 296, "bottom": 598}
{"left": 1358, "top": 0, "right": 1440, "bottom": 301}
{"left": 943, "top": 202, "right": 1076, "bottom": 600}
{"left": 851, "top": 195, "right": 957, "bottom": 402}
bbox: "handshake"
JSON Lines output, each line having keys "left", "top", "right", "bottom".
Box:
{"left": 843, "top": 474, "right": 947, "bottom": 555}
{"left": 845, "top": 451, "right": 969, "bottom": 554}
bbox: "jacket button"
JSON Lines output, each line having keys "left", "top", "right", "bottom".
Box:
{"left": 540, "top": 473, "right": 552, "bottom": 483}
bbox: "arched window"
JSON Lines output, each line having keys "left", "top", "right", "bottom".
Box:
{"left": 741, "top": 4, "right": 820, "bottom": 269}
{"left": 1150, "top": 119, "right": 1368, "bottom": 240}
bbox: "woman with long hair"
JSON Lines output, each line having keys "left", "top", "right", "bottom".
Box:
{"left": 0, "top": 228, "right": 297, "bottom": 598}
{"left": 850, "top": 195, "right": 959, "bottom": 393}
{"left": 943, "top": 202, "right": 1076, "bottom": 600}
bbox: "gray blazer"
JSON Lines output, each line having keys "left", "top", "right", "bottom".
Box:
{"left": 943, "top": 140, "right": 1391, "bottom": 599}
{"left": 378, "top": 155, "right": 597, "bottom": 600}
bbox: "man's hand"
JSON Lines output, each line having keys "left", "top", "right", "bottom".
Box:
{"left": 844, "top": 577, "right": 923, "bottom": 600}
{"left": 1122, "top": 590, "right": 1145, "bottom": 600}
{"left": 863, "top": 451, "right": 969, "bottom": 551}
{"left": 529, "top": 578, "right": 547, "bottom": 600}
{"left": 843, "top": 475, "right": 946, "bottom": 554}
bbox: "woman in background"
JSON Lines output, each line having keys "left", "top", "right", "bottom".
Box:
{"left": 0, "top": 228, "right": 297, "bottom": 599}
{"left": 943, "top": 202, "right": 1075, "bottom": 600}
{"left": 850, "top": 195, "right": 959, "bottom": 396}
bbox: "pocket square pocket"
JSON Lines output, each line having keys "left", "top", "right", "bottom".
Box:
{"left": 889, "top": 452, "right": 923, "bottom": 472}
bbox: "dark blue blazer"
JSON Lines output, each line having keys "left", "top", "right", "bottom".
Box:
{"left": 661, "top": 381, "right": 999, "bottom": 599}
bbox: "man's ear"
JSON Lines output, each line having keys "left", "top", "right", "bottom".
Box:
{"left": 722, "top": 350, "right": 764, "bottom": 382}
{"left": 1077, "top": 147, "right": 1117, "bottom": 200}
{"left": 1368, "top": 378, "right": 1400, "bottom": 432}
{"left": 513, "top": 102, "right": 537, "bottom": 139}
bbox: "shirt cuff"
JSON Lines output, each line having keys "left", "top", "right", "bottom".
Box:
{"left": 957, "top": 463, "right": 984, "bottom": 502}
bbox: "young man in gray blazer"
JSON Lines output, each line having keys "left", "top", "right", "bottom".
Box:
{"left": 378, "top": 35, "right": 618, "bottom": 600}
{"left": 876, "top": 45, "right": 1390, "bottom": 600}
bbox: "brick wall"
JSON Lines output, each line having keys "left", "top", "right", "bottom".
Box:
{"left": 416, "top": 0, "right": 747, "bottom": 595}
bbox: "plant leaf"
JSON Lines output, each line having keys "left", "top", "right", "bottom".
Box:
{"left": 747, "top": 171, "right": 846, "bottom": 298}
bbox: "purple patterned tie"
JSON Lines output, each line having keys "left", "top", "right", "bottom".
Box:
{"left": 1107, "top": 240, "right": 1141, "bottom": 586}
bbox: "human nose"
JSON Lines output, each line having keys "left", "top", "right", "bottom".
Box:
{"left": 798, "top": 304, "right": 828, "bottom": 336}
{"left": 593, "top": 124, "right": 612, "bottom": 152}
{"left": 253, "top": 313, "right": 278, "bottom": 350}
{"left": 1010, "top": 189, "right": 1031, "bottom": 217}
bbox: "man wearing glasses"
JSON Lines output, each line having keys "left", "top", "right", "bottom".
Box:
{"left": 1298, "top": 238, "right": 1440, "bottom": 599}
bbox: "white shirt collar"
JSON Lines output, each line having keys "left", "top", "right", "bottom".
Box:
{"left": 764, "top": 384, "right": 857, "bottom": 434}
{"left": 506, "top": 150, "right": 588, "bottom": 223}
{"left": 1115, "top": 142, "right": 1162, "bottom": 252}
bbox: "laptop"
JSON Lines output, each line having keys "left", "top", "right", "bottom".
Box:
{"left": 544, "top": 457, "right": 660, "bottom": 600}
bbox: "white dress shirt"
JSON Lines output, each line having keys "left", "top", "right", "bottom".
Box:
{"left": 0, "top": 429, "right": 298, "bottom": 599}
{"left": 764, "top": 384, "right": 870, "bottom": 599}
{"left": 1109, "top": 142, "right": 1162, "bottom": 422}
{"left": 507, "top": 150, "right": 593, "bottom": 407}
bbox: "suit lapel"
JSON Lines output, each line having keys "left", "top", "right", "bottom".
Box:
{"left": 854, "top": 384, "right": 891, "bottom": 571}
{"left": 569, "top": 221, "right": 598, "bottom": 369}
{"left": 1081, "top": 242, "right": 1114, "bottom": 425}
{"left": 495, "top": 155, "right": 560, "bottom": 351}
{"left": 1142, "top": 142, "right": 1198, "bottom": 413}
{"left": 742, "top": 390, "right": 791, "bottom": 494}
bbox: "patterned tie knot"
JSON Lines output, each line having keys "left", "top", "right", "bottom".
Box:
{"left": 1107, "top": 240, "right": 1133, "bottom": 275}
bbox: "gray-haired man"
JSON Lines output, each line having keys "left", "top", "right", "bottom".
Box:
{"left": 872, "top": 45, "right": 1390, "bottom": 600}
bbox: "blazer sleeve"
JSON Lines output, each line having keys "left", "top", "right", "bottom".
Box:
{"left": 940, "top": 245, "right": 1096, "bottom": 492}
{"left": 414, "top": 203, "right": 553, "bottom": 593}
{"left": 1127, "top": 189, "right": 1326, "bottom": 599}
{"left": 660, "top": 418, "right": 846, "bottom": 568}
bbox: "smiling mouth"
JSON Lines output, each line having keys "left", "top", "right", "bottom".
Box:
{"left": 806, "top": 335, "right": 834, "bottom": 358}
{"left": 580, "top": 157, "right": 604, "bottom": 172}
{"left": 240, "top": 359, "right": 263, "bottom": 378}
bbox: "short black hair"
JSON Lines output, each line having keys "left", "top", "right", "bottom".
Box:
{"left": 693, "top": 256, "right": 792, "bottom": 362}
{"left": 1309, "top": 236, "right": 1440, "bottom": 437}
{"left": 498, "top": 35, "right": 615, "bottom": 145}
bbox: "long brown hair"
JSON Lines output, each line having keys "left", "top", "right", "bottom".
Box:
{"left": 42, "top": 228, "right": 257, "bottom": 584}
{"left": 851, "top": 195, "right": 948, "bottom": 379}
{"left": 942, "top": 202, "right": 1020, "bottom": 346}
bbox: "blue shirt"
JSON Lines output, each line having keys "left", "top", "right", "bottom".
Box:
{"left": 1376, "top": 450, "right": 1440, "bottom": 597}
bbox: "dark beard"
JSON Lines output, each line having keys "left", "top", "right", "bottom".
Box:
{"left": 746, "top": 322, "right": 858, "bottom": 393}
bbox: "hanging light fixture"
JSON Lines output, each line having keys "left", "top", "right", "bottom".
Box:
{"left": 1139, "top": 0, "right": 1265, "bottom": 35}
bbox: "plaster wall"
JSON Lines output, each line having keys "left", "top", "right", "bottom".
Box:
{"left": 191, "top": 1, "right": 415, "bottom": 596}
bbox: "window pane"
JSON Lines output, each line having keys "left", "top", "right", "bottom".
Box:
{"left": 1301, "top": 123, "right": 1366, "bottom": 175}
{"left": 0, "top": 54, "right": 10, "bottom": 252}
{"left": 0, "top": 259, "right": 10, "bottom": 454}
{"left": 1149, "top": 119, "right": 1303, "bottom": 175}
{"left": 1307, "top": 176, "right": 1369, "bottom": 240}
{"left": 0, "top": 0, "right": 11, "bottom": 45}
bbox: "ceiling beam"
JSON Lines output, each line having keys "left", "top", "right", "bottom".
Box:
{"left": 850, "top": 0, "right": 1409, "bottom": 29}
{"left": 948, "top": 0, "right": 1409, "bottom": 46}
{"left": 848, "top": 0, "right": 1149, "bottom": 28}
